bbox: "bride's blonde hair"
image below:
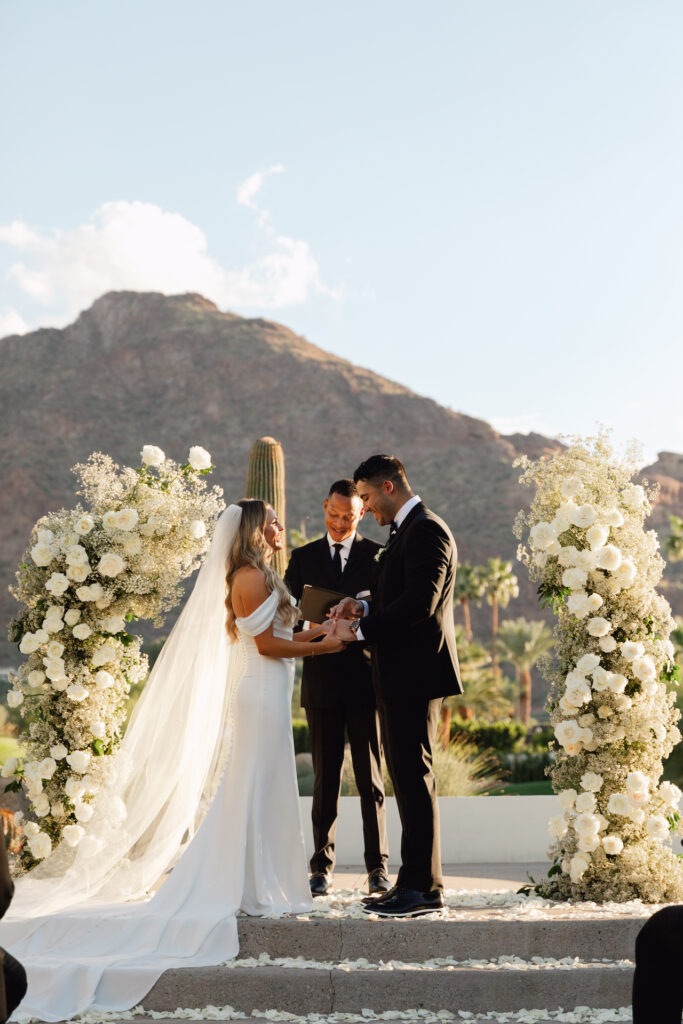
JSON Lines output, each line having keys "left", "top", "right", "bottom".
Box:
{"left": 224, "top": 499, "right": 296, "bottom": 641}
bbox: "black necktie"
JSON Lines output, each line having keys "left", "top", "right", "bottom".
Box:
{"left": 389, "top": 521, "right": 398, "bottom": 540}
{"left": 332, "top": 542, "right": 343, "bottom": 576}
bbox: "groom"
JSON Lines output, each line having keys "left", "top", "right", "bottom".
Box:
{"left": 331, "top": 455, "right": 461, "bottom": 918}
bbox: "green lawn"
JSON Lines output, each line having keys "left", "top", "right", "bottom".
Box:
{"left": 0, "top": 736, "right": 23, "bottom": 765}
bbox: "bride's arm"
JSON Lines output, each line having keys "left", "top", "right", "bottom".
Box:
{"left": 232, "top": 569, "right": 343, "bottom": 659}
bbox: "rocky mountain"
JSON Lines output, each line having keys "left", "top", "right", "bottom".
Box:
{"left": 2, "top": 291, "right": 682, "bottom": 706}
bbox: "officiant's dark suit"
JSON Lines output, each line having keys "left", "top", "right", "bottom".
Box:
{"left": 284, "top": 482, "right": 388, "bottom": 889}
{"left": 351, "top": 457, "right": 461, "bottom": 907}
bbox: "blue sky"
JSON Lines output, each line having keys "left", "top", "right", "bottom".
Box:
{"left": 1, "top": 0, "right": 681, "bottom": 462}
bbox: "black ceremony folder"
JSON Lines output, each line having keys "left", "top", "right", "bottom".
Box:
{"left": 299, "top": 584, "right": 349, "bottom": 624}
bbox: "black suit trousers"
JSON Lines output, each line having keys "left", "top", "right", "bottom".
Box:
{"left": 378, "top": 695, "right": 444, "bottom": 892}
{"left": 633, "top": 905, "right": 683, "bottom": 1023}
{"left": 306, "top": 704, "right": 388, "bottom": 875}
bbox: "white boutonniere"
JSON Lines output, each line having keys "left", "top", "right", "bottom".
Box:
{"left": 374, "top": 545, "right": 388, "bottom": 563}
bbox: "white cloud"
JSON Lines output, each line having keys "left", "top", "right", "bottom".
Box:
{"left": 489, "top": 412, "right": 551, "bottom": 437}
{"left": 0, "top": 179, "right": 338, "bottom": 330}
{"left": 0, "top": 306, "right": 29, "bottom": 337}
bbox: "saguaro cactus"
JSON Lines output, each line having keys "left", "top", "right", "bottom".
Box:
{"left": 245, "top": 436, "right": 287, "bottom": 575}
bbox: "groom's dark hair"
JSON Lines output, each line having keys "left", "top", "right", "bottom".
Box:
{"left": 328, "top": 478, "right": 358, "bottom": 498}
{"left": 353, "top": 455, "right": 410, "bottom": 491}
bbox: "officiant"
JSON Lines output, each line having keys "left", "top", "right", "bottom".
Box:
{"left": 284, "top": 479, "right": 390, "bottom": 897}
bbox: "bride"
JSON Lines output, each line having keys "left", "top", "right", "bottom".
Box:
{"left": 0, "top": 500, "right": 345, "bottom": 1022}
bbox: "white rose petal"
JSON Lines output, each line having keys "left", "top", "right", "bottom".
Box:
{"left": 602, "top": 835, "right": 624, "bottom": 855}
{"left": 97, "top": 553, "right": 126, "bottom": 578}
{"left": 67, "top": 562, "right": 90, "bottom": 583}
{"left": 74, "top": 802, "right": 94, "bottom": 823}
{"left": 599, "top": 635, "right": 617, "bottom": 652}
{"left": 64, "top": 608, "right": 81, "bottom": 626}
{"left": 28, "top": 670, "right": 46, "bottom": 686}
{"left": 620, "top": 640, "right": 645, "bottom": 662}
{"left": 23, "top": 820, "right": 40, "bottom": 837}
{"left": 39, "top": 757, "right": 57, "bottom": 779}
{"left": 529, "top": 522, "right": 557, "bottom": 551}
{"left": 45, "top": 572, "right": 70, "bottom": 596}
{"left": 188, "top": 445, "right": 212, "bottom": 470}
{"left": 115, "top": 508, "right": 139, "bottom": 531}
{"left": 580, "top": 772, "right": 604, "bottom": 793}
{"left": 607, "top": 793, "right": 631, "bottom": 815}
{"left": 577, "top": 654, "right": 600, "bottom": 675}
{"left": 50, "top": 744, "right": 68, "bottom": 760}
{"left": 75, "top": 514, "right": 95, "bottom": 535}
{"left": 72, "top": 623, "right": 92, "bottom": 640}
{"left": 46, "top": 640, "right": 64, "bottom": 659}
{"left": 64, "top": 777, "right": 86, "bottom": 800}
{"left": 569, "top": 504, "right": 597, "bottom": 529}
{"left": 66, "top": 683, "right": 88, "bottom": 702}
{"left": 28, "top": 832, "right": 51, "bottom": 860}
{"left": 632, "top": 655, "right": 657, "bottom": 683}
{"left": 33, "top": 793, "right": 50, "bottom": 817}
{"left": 562, "top": 567, "right": 588, "bottom": 591}
{"left": 586, "top": 524, "right": 610, "bottom": 550}
{"left": 646, "top": 814, "right": 670, "bottom": 842}
{"left": 569, "top": 852, "right": 590, "bottom": 882}
{"left": 102, "top": 511, "right": 120, "bottom": 532}
{"left": 575, "top": 792, "right": 597, "bottom": 813}
{"left": 19, "top": 632, "right": 40, "bottom": 654}
{"left": 62, "top": 824, "right": 85, "bottom": 847}
{"left": 558, "top": 545, "right": 579, "bottom": 568}
{"left": 567, "top": 592, "right": 590, "bottom": 619}
{"left": 122, "top": 534, "right": 142, "bottom": 556}
{"left": 548, "top": 815, "right": 568, "bottom": 838}
{"left": 66, "top": 750, "right": 91, "bottom": 774}
{"left": 102, "top": 616, "right": 126, "bottom": 635}
{"left": 95, "top": 670, "right": 114, "bottom": 690}
{"left": 30, "top": 542, "right": 55, "bottom": 567}
{"left": 575, "top": 548, "right": 597, "bottom": 572}
{"left": 558, "top": 788, "right": 577, "bottom": 811}
{"left": 587, "top": 617, "right": 611, "bottom": 638}
{"left": 596, "top": 544, "right": 623, "bottom": 572}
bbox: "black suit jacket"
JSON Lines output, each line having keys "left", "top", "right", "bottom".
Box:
{"left": 361, "top": 502, "right": 461, "bottom": 703}
{"left": 284, "top": 534, "right": 381, "bottom": 709}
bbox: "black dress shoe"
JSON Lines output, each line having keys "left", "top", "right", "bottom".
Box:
{"left": 309, "top": 872, "right": 332, "bottom": 897}
{"left": 362, "top": 886, "right": 445, "bottom": 918}
{"left": 361, "top": 883, "right": 398, "bottom": 906}
{"left": 367, "top": 868, "right": 391, "bottom": 895}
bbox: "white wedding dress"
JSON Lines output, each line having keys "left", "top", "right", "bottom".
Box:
{"left": 0, "top": 585, "right": 312, "bottom": 1022}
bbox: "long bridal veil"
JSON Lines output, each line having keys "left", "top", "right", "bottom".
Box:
{"left": 6, "top": 503, "right": 244, "bottom": 922}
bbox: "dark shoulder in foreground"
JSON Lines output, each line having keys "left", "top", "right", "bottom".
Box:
{"left": 415, "top": 506, "right": 456, "bottom": 544}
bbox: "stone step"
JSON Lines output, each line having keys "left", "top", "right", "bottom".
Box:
{"left": 141, "top": 963, "right": 634, "bottom": 1015}
{"left": 237, "top": 914, "right": 643, "bottom": 962}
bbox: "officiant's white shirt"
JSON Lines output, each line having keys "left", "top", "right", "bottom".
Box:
{"left": 356, "top": 494, "right": 421, "bottom": 639}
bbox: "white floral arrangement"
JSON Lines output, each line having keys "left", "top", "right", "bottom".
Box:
{"left": 5, "top": 445, "right": 223, "bottom": 870}
{"left": 514, "top": 431, "right": 683, "bottom": 902}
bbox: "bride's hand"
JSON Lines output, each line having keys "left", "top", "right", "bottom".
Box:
{"left": 318, "top": 619, "right": 338, "bottom": 634}
{"left": 328, "top": 597, "right": 363, "bottom": 620}
{"left": 312, "top": 630, "right": 345, "bottom": 655}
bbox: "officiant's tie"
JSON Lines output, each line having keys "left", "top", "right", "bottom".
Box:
{"left": 331, "top": 542, "right": 344, "bottom": 577}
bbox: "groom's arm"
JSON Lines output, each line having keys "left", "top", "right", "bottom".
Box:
{"left": 358, "top": 520, "right": 452, "bottom": 643}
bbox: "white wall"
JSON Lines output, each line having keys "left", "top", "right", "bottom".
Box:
{"left": 299, "top": 795, "right": 560, "bottom": 864}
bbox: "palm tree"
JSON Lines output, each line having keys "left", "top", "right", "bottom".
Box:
{"left": 453, "top": 562, "right": 486, "bottom": 642}
{"left": 482, "top": 558, "right": 520, "bottom": 681}
{"left": 667, "top": 515, "right": 683, "bottom": 562}
{"left": 497, "top": 617, "right": 554, "bottom": 725}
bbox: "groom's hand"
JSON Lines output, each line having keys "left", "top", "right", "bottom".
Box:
{"left": 328, "top": 597, "right": 363, "bottom": 620}
{"left": 332, "top": 618, "right": 357, "bottom": 644}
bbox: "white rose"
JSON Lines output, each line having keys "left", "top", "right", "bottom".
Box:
{"left": 559, "top": 694, "right": 579, "bottom": 715}
{"left": 575, "top": 812, "right": 601, "bottom": 837}
{"left": 632, "top": 655, "right": 657, "bottom": 683}
{"left": 641, "top": 678, "right": 658, "bottom": 698}
{"left": 95, "top": 670, "right": 114, "bottom": 690}
{"left": 614, "top": 559, "right": 637, "bottom": 589}
{"left": 562, "top": 568, "right": 588, "bottom": 591}
{"left": 45, "top": 664, "right": 66, "bottom": 683}
{"left": 586, "top": 524, "right": 609, "bottom": 550}
{"left": 66, "top": 544, "right": 88, "bottom": 565}
{"left": 646, "top": 814, "right": 670, "bottom": 842}
{"left": 597, "top": 705, "right": 613, "bottom": 719}
{"left": 577, "top": 654, "right": 600, "bottom": 675}
{"left": 115, "top": 508, "right": 139, "bottom": 531}
{"left": 530, "top": 521, "right": 557, "bottom": 551}
{"left": 50, "top": 744, "right": 68, "bottom": 760}
{"left": 560, "top": 478, "right": 583, "bottom": 499}
{"left": 95, "top": 595, "right": 112, "bottom": 610}
{"left": 1, "top": 757, "right": 17, "bottom": 779}
{"left": 548, "top": 815, "right": 568, "bottom": 838}
{"left": 555, "top": 719, "right": 583, "bottom": 750}
{"left": 122, "top": 534, "right": 142, "bottom": 556}
{"left": 626, "top": 771, "right": 650, "bottom": 801}
{"left": 92, "top": 645, "right": 116, "bottom": 667}
{"left": 630, "top": 807, "right": 646, "bottom": 825}
{"left": 558, "top": 788, "right": 577, "bottom": 811}
{"left": 565, "top": 676, "right": 592, "bottom": 707}
{"left": 599, "top": 635, "right": 617, "bottom": 653}
{"left": 189, "top": 519, "right": 207, "bottom": 540}
{"left": 43, "top": 617, "right": 63, "bottom": 634}
{"left": 607, "top": 793, "right": 631, "bottom": 815}
{"left": 23, "top": 820, "right": 40, "bottom": 837}
{"left": 570, "top": 504, "right": 597, "bottom": 529}
{"left": 139, "top": 522, "right": 156, "bottom": 537}
{"left": 45, "top": 572, "right": 70, "bottom": 596}
{"left": 141, "top": 444, "right": 165, "bottom": 467}
{"left": 91, "top": 720, "right": 106, "bottom": 740}
{"left": 586, "top": 593, "right": 603, "bottom": 612}
{"left": 28, "top": 832, "right": 51, "bottom": 860}
{"left": 580, "top": 772, "right": 604, "bottom": 793}
{"left": 188, "top": 445, "right": 212, "bottom": 471}
{"left": 620, "top": 640, "right": 645, "bottom": 662}
{"left": 558, "top": 545, "right": 579, "bottom": 568}
{"left": 577, "top": 833, "right": 601, "bottom": 853}
{"left": 39, "top": 757, "right": 57, "bottom": 779}
{"left": 587, "top": 617, "right": 611, "bottom": 638}
{"left": 102, "top": 616, "right": 125, "bottom": 635}
{"left": 36, "top": 528, "right": 54, "bottom": 544}
{"left": 102, "top": 511, "right": 120, "bottom": 532}
{"left": 97, "top": 553, "right": 126, "bottom": 578}
{"left": 72, "top": 623, "right": 92, "bottom": 640}
{"left": 7, "top": 690, "right": 24, "bottom": 708}
{"left": 603, "top": 508, "right": 625, "bottom": 527}
{"left": 602, "top": 835, "right": 624, "bottom": 855}
{"left": 28, "top": 670, "right": 46, "bottom": 686}
{"left": 578, "top": 712, "right": 596, "bottom": 726}
{"left": 62, "top": 824, "right": 85, "bottom": 847}
{"left": 74, "top": 802, "right": 94, "bottom": 823}
{"left": 30, "top": 542, "right": 55, "bottom": 567}
{"left": 67, "top": 563, "right": 90, "bottom": 583}
{"left": 66, "top": 750, "right": 91, "bottom": 774}
{"left": 552, "top": 512, "right": 571, "bottom": 535}
{"left": 34, "top": 628, "right": 49, "bottom": 643}
{"left": 613, "top": 694, "right": 632, "bottom": 712}
{"left": 569, "top": 852, "right": 590, "bottom": 882}
{"left": 567, "top": 593, "right": 590, "bottom": 619}
{"left": 659, "top": 782, "right": 682, "bottom": 808}
{"left": 46, "top": 640, "right": 64, "bottom": 659}
{"left": 81, "top": 774, "right": 97, "bottom": 794}
{"left": 76, "top": 586, "right": 93, "bottom": 602}
{"left": 64, "top": 609, "right": 81, "bottom": 626}
{"left": 19, "top": 632, "right": 40, "bottom": 654}
{"left": 64, "top": 776, "right": 86, "bottom": 800}
{"left": 621, "top": 484, "right": 646, "bottom": 508}
{"left": 75, "top": 514, "right": 95, "bottom": 535}
{"left": 575, "top": 792, "right": 597, "bottom": 813}
{"left": 596, "top": 545, "right": 622, "bottom": 572}
{"left": 33, "top": 792, "right": 50, "bottom": 817}
{"left": 575, "top": 549, "right": 597, "bottom": 572}
{"left": 66, "top": 683, "right": 88, "bottom": 702}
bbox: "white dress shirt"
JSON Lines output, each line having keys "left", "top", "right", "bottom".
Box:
{"left": 356, "top": 495, "right": 421, "bottom": 640}
{"left": 327, "top": 530, "right": 355, "bottom": 570}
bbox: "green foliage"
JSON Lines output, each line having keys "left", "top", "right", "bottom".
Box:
{"left": 289, "top": 524, "right": 324, "bottom": 550}
{"left": 537, "top": 582, "right": 571, "bottom": 612}
{"left": 450, "top": 715, "right": 527, "bottom": 752}
{"left": 667, "top": 515, "right": 683, "bottom": 562}
{"left": 483, "top": 558, "right": 520, "bottom": 609}
{"left": 292, "top": 717, "right": 310, "bottom": 754}
{"left": 498, "top": 618, "right": 554, "bottom": 672}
